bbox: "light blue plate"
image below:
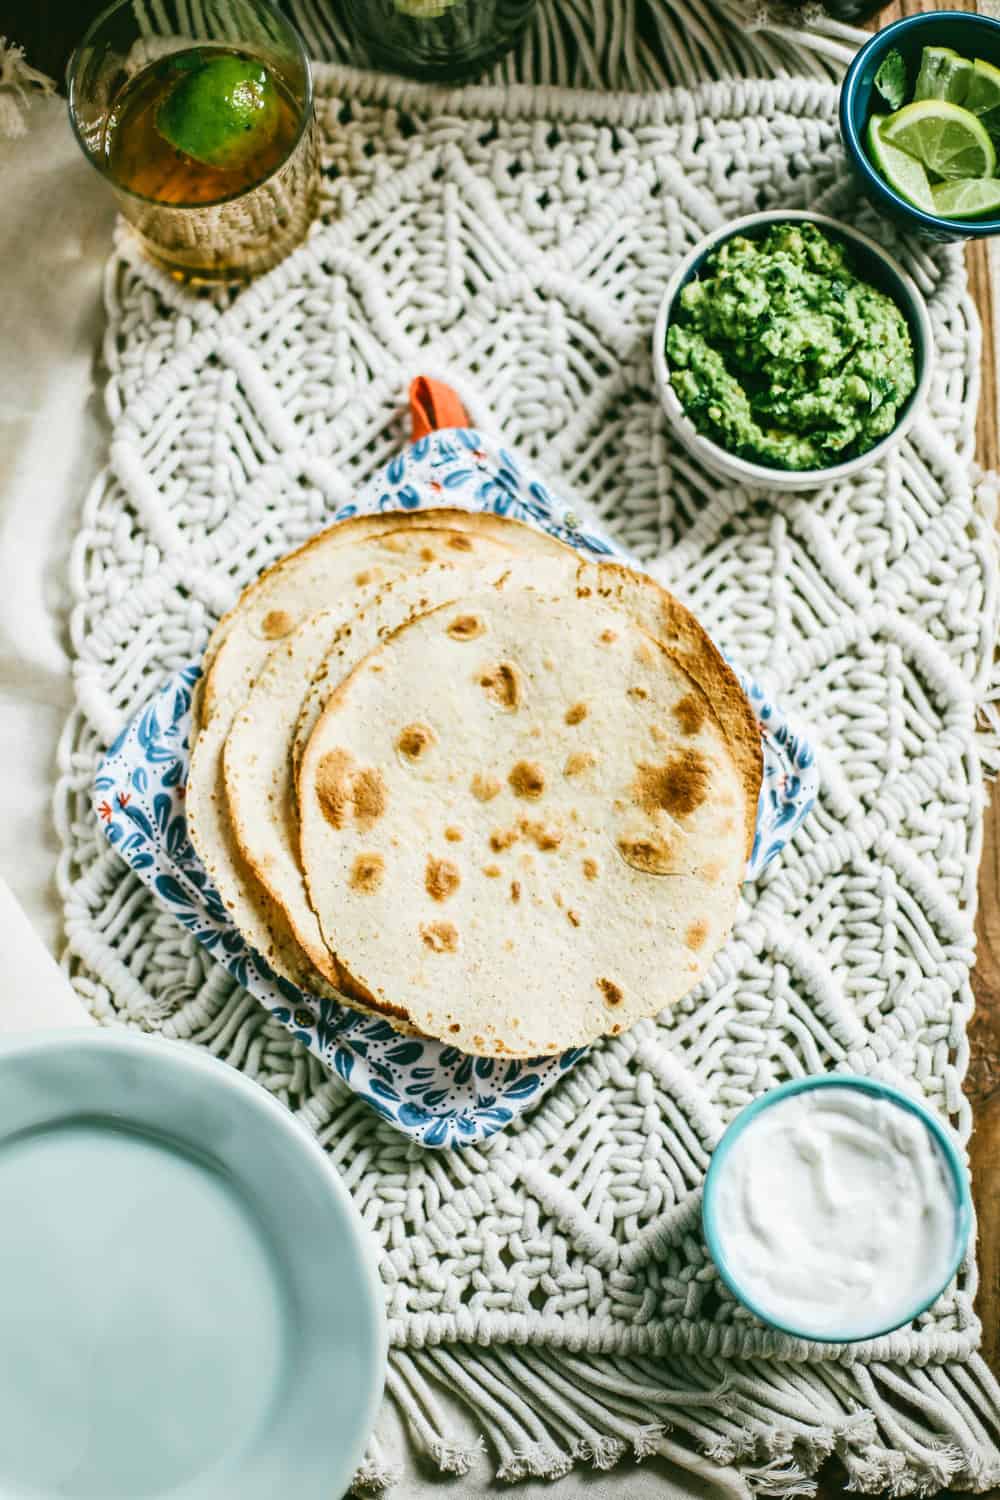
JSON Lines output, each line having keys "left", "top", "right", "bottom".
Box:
{"left": 0, "top": 1030, "right": 386, "bottom": 1499}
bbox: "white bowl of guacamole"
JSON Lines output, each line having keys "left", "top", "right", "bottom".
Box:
{"left": 653, "top": 211, "right": 934, "bottom": 491}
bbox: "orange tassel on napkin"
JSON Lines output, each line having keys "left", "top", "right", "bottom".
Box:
{"left": 409, "top": 376, "right": 469, "bottom": 439}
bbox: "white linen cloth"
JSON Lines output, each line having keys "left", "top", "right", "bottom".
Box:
{"left": 0, "top": 94, "right": 750, "bottom": 1500}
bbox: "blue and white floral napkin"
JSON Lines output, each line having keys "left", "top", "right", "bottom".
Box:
{"left": 94, "top": 430, "right": 817, "bottom": 1147}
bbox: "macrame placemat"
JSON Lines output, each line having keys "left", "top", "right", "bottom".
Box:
{"left": 58, "top": 63, "right": 1000, "bottom": 1497}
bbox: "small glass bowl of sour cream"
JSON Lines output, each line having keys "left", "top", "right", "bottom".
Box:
{"left": 702, "top": 1075, "right": 972, "bottom": 1344}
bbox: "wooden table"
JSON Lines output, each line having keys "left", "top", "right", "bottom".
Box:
{"left": 818, "top": 5, "right": 1000, "bottom": 1493}
{"left": 5, "top": 2, "right": 999, "bottom": 1493}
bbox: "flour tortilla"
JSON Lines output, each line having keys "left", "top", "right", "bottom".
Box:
{"left": 186, "top": 520, "right": 528, "bottom": 988}
{"left": 223, "top": 556, "right": 576, "bottom": 1009}
{"left": 298, "top": 566, "right": 760, "bottom": 1055}
{"left": 196, "top": 509, "right": 571, "bottom": 733}
{"left": 292, "top": 556, "right": 762, "bottom": 856}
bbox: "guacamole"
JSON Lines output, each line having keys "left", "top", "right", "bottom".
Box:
{"left": 666, "top": 222, "right": 917, "bottom": 471}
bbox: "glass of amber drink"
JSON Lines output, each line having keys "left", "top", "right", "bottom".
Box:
{"left": 68, "top": 0, "right": 318, "bottom": 282}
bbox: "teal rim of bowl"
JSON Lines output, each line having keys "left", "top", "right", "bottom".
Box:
{"left": 701, "top": 1072, "right": 974, "bottom": 1345}
{"left": 841, "top": 10, "right": 1000, "bottom": 237}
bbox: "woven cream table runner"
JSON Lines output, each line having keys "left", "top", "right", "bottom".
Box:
{"left": 58, "top": 46, "right": 1000, "bottom": 1500}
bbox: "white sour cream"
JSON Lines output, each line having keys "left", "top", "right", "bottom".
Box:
{"left": 709, "top": 1086, "right": 961, "bottom": 1340}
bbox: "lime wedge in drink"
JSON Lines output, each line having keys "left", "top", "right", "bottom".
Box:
{"left": 156, "top": 55, "right": 280, "bottom": 171}
{"left": 914, "top": 45, "right": 974, "bottom": 104}
{"left": 931, "top": 175, "right": 1000, "bottom": 218}
{"left": 866, "top": 114, "right": 937, "bottom": 212}
{"left": 962, "top": 57, "right": 1000, "bottom": 138}
{"left": 880, "top": 98, "right": 996, "bottom": 179}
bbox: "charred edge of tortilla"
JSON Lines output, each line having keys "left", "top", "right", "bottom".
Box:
{"left": 584, "top": 560, "right": 763, "bottom": 857}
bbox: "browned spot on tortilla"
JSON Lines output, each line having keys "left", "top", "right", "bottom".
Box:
{"left": 617, "top": 833, "right": 675, "bottom": 875}
{"left": 673, "top": 693, "right": 707, "bottom": 737}
{"left": 480, "top": 662, "right": 521, "bottom": 710}
{"left": 685, "top": 919, "right": 709, "bottom": 951}
{"left": 397, "top": 722, "right": 436, "bottom": 760}
{"left": 565, "top": 702, "right": 588, "bottom": 725}
{"left": 564, "top": 751, "right": 596, "bottom": 778}
{"left": 449, "top": 1022, "right": 461, "bottom": 1033}
{"left": 354, "top": 570, "right": 374, "bottom": 587}
{"left": 519, "top": 819, "right": 562, "bottom": 851}
{"left": 449, "top": 534, "right": 473, "bottom": 552}
{"left": 552, "top": 890, "right": 564, "bottom": 908}
{"left": 379, "top": 535, "right": 408, "bottom": 554}
{"left": 509, "top": 761, "right": 544, "bottom": 799}
{"left": 577, "top": 585, "right": 592, "bottom": 598}
{"left": 490, "top": 827, "right": 519, "bottom": 852}
{"left": 628, "top": 685, "right": 649, "bottom": 701}
{"left": 636, "top": 640, "right": 655, "bottom": 666}
{"left": 315, "top": 749, "right": 355, "bottom": 829}
{"left": 483, "top": 864, "right": 501, "bottom": 878}
{"left": 447, "top": 614, "right": 484, "bottom": 641}
{"left": 583, "top": 858, "right": 599, "bottom": 880}
{"left": 471, "top": 773, "right": 501, "bottom": 802}
{"left": 353, "top": 768, "right": 387, "bottom": 830}
{"left": 633, "top": 751, "right": 710, "bottom": 820}
{"left": 420, "top": 546, "right": 437, "bottom": 562}
{"left": 702, "top": 861, "right": 723, "bottom": 883}
{"left": 350, "top": 853, "right": 385, "bottom": 894}
{"left": 567, "top": 909, "right": 581, "bottom": 928}
{"left": 600, "top": 629, "right": 617, "bottom": 644}
{"left": 261, "top": 609, "right": 293, "bottom": 639}
{"left": 472, "top": 1034, "right": 485, "bottom": 1049}
{"left": 445, "top": 826, "right": 463, "bottom": 843}
{"left": 510, "top": 880, "right": 521, "bottom": 903}
{"left": 425, "top": 856, "right": 460, "bottom": 902}
{"left": 421, "top": 921, "right": 458, "bottom": 953}
{"left": 598, "top": 977, "right": 623, "bottom": 1007}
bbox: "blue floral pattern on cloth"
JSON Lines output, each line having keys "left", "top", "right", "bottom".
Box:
{"left": 94, "top": 431, "right": 818, "bottom": 1147}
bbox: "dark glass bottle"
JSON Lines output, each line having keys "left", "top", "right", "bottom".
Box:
{"left": 343, "top": 0, "right": 539, "bottom": 81}
{"left": 814, "top": 0, "right": 888, "bottom": 23}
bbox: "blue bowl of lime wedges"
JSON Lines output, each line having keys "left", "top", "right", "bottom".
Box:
{"left": 841, "top": 10, "right": 1000, "bottom": 240}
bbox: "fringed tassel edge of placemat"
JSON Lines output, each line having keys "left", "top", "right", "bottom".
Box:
{"left": 353, "top": 1346, "right": 1000, "bottom": 1495}
{"left": 0, "top": 38, "right": 55, "bottom": 140}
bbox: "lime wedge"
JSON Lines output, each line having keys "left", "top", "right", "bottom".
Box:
{"left": 880, "top": 98, "right": 996, "bottom": 179}
{"left": 866, "top": 114, "right": 937, "bottom": 212}
{"left": 874, "top": 49, "right": 908, "bottom": 111}
{"left": 931, "top": 175, "right": 1000, "bottom": 218}
{"left": 964, "top": 57, "right": 1000, "bottom": 113}
{"left": 962, "top": 57, "right": 1000, "bottom": 139}
{"left": 156, "top": 55, "right": 280, "bottom": 171}
{"left": 914, "top": 45, "right": 974, "bottom": 104}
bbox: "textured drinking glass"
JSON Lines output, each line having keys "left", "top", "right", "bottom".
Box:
{"left": 67, "top": 0, "right": 318, "bottom": 282}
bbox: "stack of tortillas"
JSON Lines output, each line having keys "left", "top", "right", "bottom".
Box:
{"left": 187, "top": 508, "right": 762, "bottom": 1058}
